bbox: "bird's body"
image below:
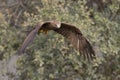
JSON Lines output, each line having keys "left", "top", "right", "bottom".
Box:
{"left": 18, "top": 21, "right": 96, "bottom": 60}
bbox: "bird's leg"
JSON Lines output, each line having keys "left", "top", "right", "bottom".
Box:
{"left": 43, "top": 29, "right": 48, "bottom": 34}
{"left": 39, "top": 28, "right": 48, "bottom": 34}
{"left": 39, "top": 29, "right": 44, "bottom": 33}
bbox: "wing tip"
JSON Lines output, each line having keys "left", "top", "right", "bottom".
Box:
{"left": 79, "top": 35, "right": 96, "bottom": 60}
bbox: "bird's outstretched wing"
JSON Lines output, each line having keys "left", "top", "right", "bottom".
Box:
{"left": 54, "top": 23, "right": 95, "bottom": 60}
{"left": 18, "top": 24, "right": 42, "bottom": 54}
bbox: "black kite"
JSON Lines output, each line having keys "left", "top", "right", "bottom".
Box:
{"left": 18, "top": 21, "right": 95, "bottom": 60}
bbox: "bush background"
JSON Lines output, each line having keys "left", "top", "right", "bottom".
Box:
{"left": 0, "top": 0, "right": 120, "bottom": 80}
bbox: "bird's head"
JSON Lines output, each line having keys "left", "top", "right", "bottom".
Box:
{"left": 50, "top": 20, "right": 61, "bottom": 28}
{"left": 42, "top": 21, "right": 61, "bottom": 29}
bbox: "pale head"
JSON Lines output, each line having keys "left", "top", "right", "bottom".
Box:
{"left": 51, "top": 21, "right": 61, "bottom": 28}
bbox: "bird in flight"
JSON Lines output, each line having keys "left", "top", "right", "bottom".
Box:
{"left": 18, "top": 21, "right": 96, "bottom": 60}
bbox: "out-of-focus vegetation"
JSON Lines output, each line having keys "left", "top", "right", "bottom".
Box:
{"left": 0, "top": 0, "right": 120, "bottom": 80}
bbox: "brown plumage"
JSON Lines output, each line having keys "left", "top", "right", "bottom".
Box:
{"left": 18, "top": 21, "right": 95, "bottom": 60}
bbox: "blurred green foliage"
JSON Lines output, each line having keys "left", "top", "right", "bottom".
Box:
{"left": 0, "top": 0, "right": 120, "bottom": 80}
